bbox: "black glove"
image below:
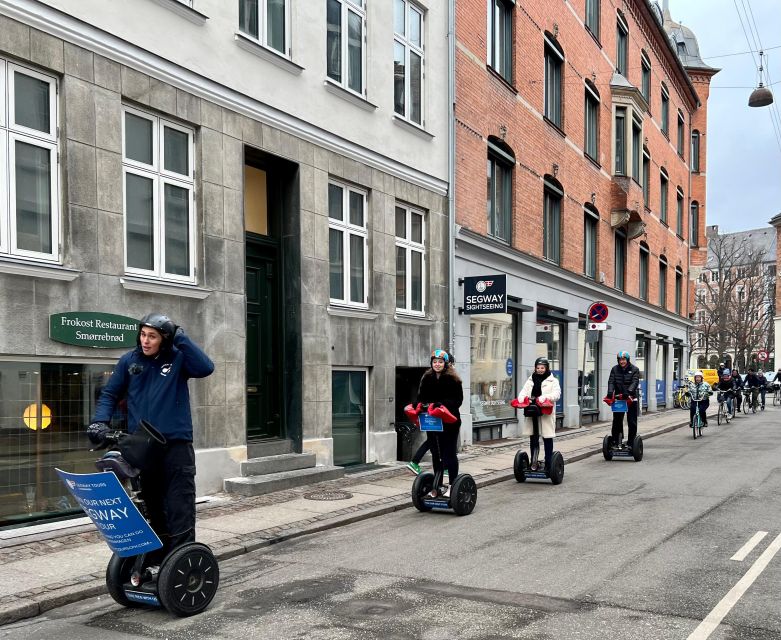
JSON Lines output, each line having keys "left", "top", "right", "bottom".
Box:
{"left": 431, "top": 402, "right": 442, "bottom": 409}
{"left": 174, "top": 325, "right": 185, "bottom": 338}
{"left": 87, "top": 422, "right": 110, "bottom": 446}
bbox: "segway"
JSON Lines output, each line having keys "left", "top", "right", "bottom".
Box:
{"left": 510, "top": 397, "right": 564, "bottom": 484}
{"left": 405, "top": 403, "right": 477, "bottom": 516}
{"left": 602, "top": 394, "right": 643, "bottom": 461}
{"left": 93, "top": 421, "right": 219, "bottom": 616}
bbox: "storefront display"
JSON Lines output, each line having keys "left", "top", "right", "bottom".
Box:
{"left": 636, "top": 336, "right": 649, "bottom": 407}
{"left": 469, "top": 313, "right": 515, "bottom": 425}
{"left": 578, "top": 321, "right": 600, "bottom": 413}
{"left": 536, "top": 319, "right": 563, "bottom": 414}
{"left": 656, "top": 342, "right": 668, "bottom": 407}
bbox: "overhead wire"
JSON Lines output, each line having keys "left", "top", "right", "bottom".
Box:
{"left": 745, "top": 0, "right": 781, "bottom": 153}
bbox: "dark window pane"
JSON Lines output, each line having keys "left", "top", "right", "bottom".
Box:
{"left": 396, "top": 246, "right": 406, "bottom": 308}
{"left": 329, "top": 228, "right": 344, "bottom": 299}
{"left": 411, "top": 213, "right": 423, "bottom": 243}
{"left": 267, "top": 0, "right": 286, "bottom": 52}
{"left": 125, "top": 113, "right": 154, "bottom": 165}
{"left": 394, "top": 0, "right": 405, "bottom": 35}
{"left": 410, "top": 51, "right": 422, "bottom": 124}
{"left": 394, "top": 41, "right": 406, "bottom": 116}
{"left": 164, "top": 183, "right": 190, "bottom": 276}
{"left": 326, "top": 0, "right": 342, "bottom": 82}
{"left": 14, "top": 141, "right": 52, "bottom": 254}
{"left": 349, "top": 190, "right": 364, "bottom": 226}
{"left": 411, "top": 250, "right": 422, "bottom": 311}
{"left": 395, "top": 206, "right": 406, "bottom": 238}
{"left": 349, "top": 234, "right": 364, "bottom": 302}
{"left": 163, "top": 127, "right": 189, "bottom": 176}
{"left": 347, "top": 9, "right": 363, "bottom": 93}
{"left": 126, "top": 173, "right": 154, "bottom": 270}
{"left": 239, "top": 0, "right": 259, "bottom": 38}
{"left": 328, "top": 183, "right": 343, "bottom": 220}
{"left": 14, "top": 71, "right": 51, "bottom": 134}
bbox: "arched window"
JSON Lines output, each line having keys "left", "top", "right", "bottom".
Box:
{"left": 543, "top": 175, "right": 563, "bottom": 264}
{"left": 487, "top": 136, "right": 515, "bottom": 242}
{"left": 691, "top": 130, "right": 701, "bottom": 172}
{"left": 690, "top": 201, "right": 700, "bottom": 247}
{"left": 584, "top": 79, "right": 600, "bottom": 160}
{"left": 544, "top": 32, "right": 565, "bottom": 127}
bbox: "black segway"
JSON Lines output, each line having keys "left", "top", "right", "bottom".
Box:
{"left": 95, "top": 421, "right": 220, "bottom": 616}
{"left": 602, "top": 395, "right": 643, "bottom": 461}
{"left": 406, "top": 404, "right": 477, "bottom": 516}
{"left": 511, "top": 397, "right": 564, "bottom": 485}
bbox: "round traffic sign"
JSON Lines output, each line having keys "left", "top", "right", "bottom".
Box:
{"left": 588, "top": 301, "right": 609, "bottom": 323}
{"left": 758, "top": 350, "right": 769, "bottom": 362}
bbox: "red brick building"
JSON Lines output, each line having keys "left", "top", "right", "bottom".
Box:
{"left": 453, "top": 0, "right": 715, "bottom": 439}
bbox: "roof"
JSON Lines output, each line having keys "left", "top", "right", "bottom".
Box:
{"left": 705, "top": 227, "right": 777, "bottom": 268}
{"left": 662, "top": 5, "right": 719, "bottom": 73}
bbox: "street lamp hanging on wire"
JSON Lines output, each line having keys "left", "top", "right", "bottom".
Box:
{"left": 748, "top": 50, "right": 774, "bottom": 107}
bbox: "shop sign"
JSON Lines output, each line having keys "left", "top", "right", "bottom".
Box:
{"left": 462, "top": 275, "right": 507, "bottom": 314}
{"left": 50, "top": 312, "right": 138, "bottom": 349}
{"left": 506, "top": 358, "right": 513, "bottom": 376}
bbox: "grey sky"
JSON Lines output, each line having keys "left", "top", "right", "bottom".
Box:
{"left": 670, "top": 0, "right": 781, "bottom": 233}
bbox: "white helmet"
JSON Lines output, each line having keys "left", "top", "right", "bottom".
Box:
{"left": 694, "top": 370, "right": 704, "bottom": 380}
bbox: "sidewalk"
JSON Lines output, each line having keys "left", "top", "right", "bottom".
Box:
{"left": 0, "top": 406, "right": 706, "bottom": 626}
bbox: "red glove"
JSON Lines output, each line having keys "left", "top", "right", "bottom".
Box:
{"left": 510, "top": 398, "right": 521, "bottom": 409}
{"left": 603, "top": 395, "right": 614, "bottom": 406}
{"left": 513, "top": 397, "right": 531, "bottom": 409}
{"left": 404, "top": 403, "right": 420, "bottom": 426}
{"left": 428, "top": 403, "right": 458, "bottom": 424}
{"left": 536, "top": 398, "right": 554, "bottom": 415}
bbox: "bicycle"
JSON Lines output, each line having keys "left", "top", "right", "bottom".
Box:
{"left": 674, "top": 386, "right": 690, "bottom": 410}
{"left": 747, "top": 386, "right": 760, "bottom": 413}
{"left": 717, "top": 391, "right": 732, "bottom": 425}
{"left": 690, "top": 398, "right": 707, "bottom": 439}
{"left": 773, "top": 384, "right": 781, "bottom": 406}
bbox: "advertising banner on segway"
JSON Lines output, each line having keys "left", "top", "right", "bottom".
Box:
{"left": 56, "top": 469, "right": 162, "bottom": 557}
{"left": 419, "top": 414, "right": 444, "bottom": 431}
{"left": 462, "top": 275, "right": 507, "bottom": 314}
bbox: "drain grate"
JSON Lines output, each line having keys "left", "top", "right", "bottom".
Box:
{"left": 303, "top": 489, "right": 353, "bottom": 501}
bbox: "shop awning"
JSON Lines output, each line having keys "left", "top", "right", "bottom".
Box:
{"left": 539, "top": 309, "right": 578, "bottom": 323}
{"left": 507, "top": 296, "right": 533, "bottom": 312}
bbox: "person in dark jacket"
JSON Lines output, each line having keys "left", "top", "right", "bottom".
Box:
{"left": 732, "top": 366, "right": 744, "bottom": 412}
{"left": 713, "top": 369, "right": 736, "bottom": 414}
{"left": 416, "top": 348, "right": 463, "bottom": 497}
{"left": 605, "top": 350, "right": 640, "bottom": 449}
{"left": 745, "top": 368, "right": 763, "bottom": 411}
{"left": 756, "top": 370, "right": 769, "bottom": 409}
{"left": 87, "top": 313, "right": 214, "bottom": 554}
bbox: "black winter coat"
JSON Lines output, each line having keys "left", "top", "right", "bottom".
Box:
{"left": 418, "top": 369, "right": 464, "bottom": 432}
{"left": 607, "top": 362, "right": 640, "bottom": 398}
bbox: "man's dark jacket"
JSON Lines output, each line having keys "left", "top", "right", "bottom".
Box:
{"left": 607, "top": 362, "right": 640, "bottom": 398}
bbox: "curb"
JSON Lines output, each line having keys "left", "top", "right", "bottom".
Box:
{"left": 0, "top": 418, "right": 690, "bottom": 627}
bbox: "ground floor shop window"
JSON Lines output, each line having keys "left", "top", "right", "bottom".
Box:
{"left": 0, "top": 361, "right": 122, "bottom": 529}
{"left": 331, "top": 370, "right": 366, "bottom": 466}
{"left": 578, "top": 321, "right": 600, "bottom": 413}
{"left": 656, "top": 342, "right": 667, "bottom": 407}
{"left": 635, "top": 336, "right": 649, "bottom": 407}
{"left": 470, "top": 313, "right": 515, "bottom": 425}
{"left": 536, "top": 319, "right": 563, "bottom": 414}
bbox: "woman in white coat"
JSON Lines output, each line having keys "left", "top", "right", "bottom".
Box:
{"left": 517, "top": 357, "right": 562, "bottom": 471}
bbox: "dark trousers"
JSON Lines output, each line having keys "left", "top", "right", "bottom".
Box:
{"left": 529, "top": 436, "right": 554, "bottom": 470}
{"left": 611, "top": 402, "right": 638, "bottom": 445}
{"left": 411, "top": 440, "right": 429, "bottom": 464}
{"left": 690, "top": 399, "right": 709, "bottom": 425}
{"left": 735, "top": 390, "right": 743, "bottom": 411}
{"left": 141, "top": 441, "right": 196, "bottom": 555}
{"left": 427, "top": 430, "right": 459, "bottom": 481}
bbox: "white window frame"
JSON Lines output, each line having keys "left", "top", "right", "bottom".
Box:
{"left": 327, "top": 0, "right": 367, "bottom": 97}
{"left": 1, "top": 59, "right": 60, "bottom": 263}
{"left": 394, "top": 202, "right": 426, "bottom": 316}
{"left": 121, "top": 106, "right": 196, "bottom": 284}
{"left": 394, "top": 0, "right": 425, "bottom": 126}
{"left": 238, "top": 0, "right": 292, "bottom": 58}
{"left": 328, "top": 179, "right": 368, "bottom": 308}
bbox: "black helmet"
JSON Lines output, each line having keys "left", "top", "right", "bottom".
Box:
{"left": 137, "top": 313, "right": 175, "bottom": 348}
{"left": 534, "top": 357, "right": 550, "bottom": 374}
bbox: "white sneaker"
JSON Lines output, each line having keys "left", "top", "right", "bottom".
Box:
{"left": 442, "top": 486, "right": 451, "bottom": 498}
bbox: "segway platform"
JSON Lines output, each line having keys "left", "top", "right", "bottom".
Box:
{"left": 513, "top": 451, "right": 565, "bottom": 484}
{"left": 602, "top": 435, "right": 643, "bottom": 461}
{"left": 412, "top": 472, "right": 477, "bottom": 516}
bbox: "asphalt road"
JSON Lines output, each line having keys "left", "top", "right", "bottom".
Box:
{"left": 3, "top": 407, "right": 781, "bottom": 639}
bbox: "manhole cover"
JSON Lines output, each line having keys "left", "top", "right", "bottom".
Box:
{"left": 303, "top": 489, "right": 353, "bottom": 501}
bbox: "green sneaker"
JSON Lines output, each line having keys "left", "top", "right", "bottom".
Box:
{"left": 406, "top": 461, "right": 421, "bottom": 475}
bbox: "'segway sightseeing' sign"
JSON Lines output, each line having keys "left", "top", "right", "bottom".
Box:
{"left": 50, "top": 312, "right": 138, "bottom": 348}
{"left": 462, "top": 275, "right": 507, "bottom": 314}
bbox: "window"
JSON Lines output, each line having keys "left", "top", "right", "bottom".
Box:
{"left": 614, "top": 106, "right": 626, "bottom": 175}
{"left": 690, "top": 201, "right": 699, "bottom": 247}
{"left": 328, "top": 180, "right": 368, "bottom": 306}
{"left": 691, "top": 130, "right": 700, "bottom": 172}
{"left": 0, "top": 61, "right": 59, "bottom": 262}
{"left": 122, "top": 107, "right": 195, "bottom": 282}
{"left": 677, "top": 110, "right": 685, "bottom": 156}
{"left": 641, "top": 51, "right": 651, "bottom": 103}
{"left": 659, "top": 167, "right": 668, "bottom": 223}
{"left": 487, "top": 138, "right": 514, "bottom": 242}
{"left": 661, "top": 83, "right": 669, "bottom": 136}
{"left": 631, "top": 115, "right": 642, "bottom": 180}
{"left": 488, "top": 0, "right": 513, "bottom": 83}
{"left": 659, "top": 255, "right": 668, "bottom": 308}
{"left": 394, "top": 0, "right": 424, "bottom": 125}
{"left": 676, "top": 187, "right": 684, "bottom": 236}
{"left": 615, "top": 229, "right": 626, "bottom": 291}
{"left": 585, "top": 0, "right": 600, "bottom": 40}
{"left": 543, "top": 177, "right": 562, "bottom": 264}
{"left": 642, "top": 146, "right": 650, "bottom": 206}
{"left": 395, "top": 203, "right": 425, "bottom": 314}
{"left": 616, "top": 11, "right": 628, "bottom": 76}
{"left": 584, "top": 81, "right": 600, "bottom": 161}
{"left": 327, "top": 0, "right": 365, "bottom": 95}
{"left": 675, "top": 268, "right": 683, "bottom": 314}
{"left": 584, "top": 205, "right": 598, "bottom": 278}
{"left": 470, "top": 313, "right": 516, "bottom": 424}
{"left": 544, "top": 34, "right": 564, "bottom": 128}
{"left": 239, "top": 0, "right": 289, "bottom": 55}
{"left": 639, "top": 243, "right": 649, "bottom": 301}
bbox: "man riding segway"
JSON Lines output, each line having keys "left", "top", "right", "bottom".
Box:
{"left": 604, "top": 351, "right": 641, "bottom": 455}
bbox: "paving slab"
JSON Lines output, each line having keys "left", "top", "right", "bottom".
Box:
{"left": 197, "top": 504, "right": 314, "bottom": 535}
{"left": 345, "top": 482, "right": 408, "bottom": 498}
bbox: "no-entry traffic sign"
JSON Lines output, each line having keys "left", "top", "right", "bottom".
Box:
{"left": 758, "top": 350, "right": 769, "bottom": 362}
{"left": 587, "top": 301, "right": 609, "bottom": 323}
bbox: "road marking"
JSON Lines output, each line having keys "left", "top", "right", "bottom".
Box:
{"left": 688, "top": 531, "right": 781, "bottom": 640}
{"left": 730, "top": 531, "right": 768, "bottom": 561}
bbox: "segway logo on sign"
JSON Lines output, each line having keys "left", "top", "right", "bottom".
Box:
{"left": 463, "top": 275, "right": 507, "bottom": 314}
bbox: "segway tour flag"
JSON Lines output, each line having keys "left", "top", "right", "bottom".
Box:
{"left": 56, "top": 468, "right": 162, "bottom": 557}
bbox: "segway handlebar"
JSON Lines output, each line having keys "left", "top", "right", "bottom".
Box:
{"left": 403, "top": 402, "right": 458, "bottom": 424}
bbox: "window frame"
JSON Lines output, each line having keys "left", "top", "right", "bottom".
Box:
{"left": 659, "top": 256, "right": 668, "bottom": 308}
{"left": 584, "top": 80, "right": 600, "bottom": 161}
{"left": 584, "top": 204, "right": 598, "bottom": 279}
{"left": 616, "top": 11, "right": 628, "bottom": 76}
{"left": 676, "top": 110, "right": 685, "bottom": 157}
{"left": 614, "top": 228, "right": 626, "bottom": 292}
{"left": 690, "top": 201, "right": 699, "bottom": 247}
{"left": 585, "top": 0, "right": 600, "bottom": 41}
{"left": 675, "top": 267, "right": 683, "bottom": 315}
{"left": 640, "top": 50, "right": 651, "bottom": 104}
{"left": 328, "top": 179, "right": 369, "bottom": 308}
{"left": 676, "top": 186, "right": 684, "bottom": 237}
{"left": 394, "top": 202, "right": 426, "bottom": 316}
{"left": 394, "top": 0, "right": 425, "bottom": 126}
{"left": 691, "top": 129, "right": 700, "bottom": 172}
{"left": 544, "top": 35, "right": 564, "bottom": 128}
{"left": 7, "top": 62, "right": 58, "bottom": 142}
{"left": 326, "top": 0, "right": 367, "bottom": 97}
{"left": 639, "top": 243, "right": 649, "bottom": 301}
{"left": 642, "top": 146, "right": 650, "bottom": 207}
{"left": 660, "top": 82, "right": 670, "bottom": 137}
{"left": 121, "top": 105, "right": 196, "bottom": 283}
{"left": 659, "top": 167, "right": 668, "bottom": 224}
{"left": 487, "top": 140, "right": 514, "bottom": 242}
{"left": 238, "top": 0, "right": 292, "bottom": 58}
{"left": 631, "top": 114, "right": 642, "bottom": 182}
{"left": 543, "top": 178, "right": 562, "bottom": 265}
{"left": 614, "top": 106, "right": 626, "bottom": 175}
{"left": 487, "top": 0, "right": 514, "bottom": 83}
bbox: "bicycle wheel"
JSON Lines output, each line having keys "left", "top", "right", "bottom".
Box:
{"left": 774, "top": 390, "right": 780, "bottom": 406}
{"left": 691, "top": 420, "right": 697, "bottom": 439}
{"left": 717, "top": 404, "right": 722, "bottom": 425}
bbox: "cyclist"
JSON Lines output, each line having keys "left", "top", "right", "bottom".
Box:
{"left": 606, "top": 350, "right": 640, "bottom": 449}
{"left": 745, "top": 368, "right": 762, "bottom": 411}
{"left": 688, "top": 371, "right": 711, "bottom": 429}
{"left": 732, "top": 365, "right": 744, "bottom": 413}
{"left": 713, "top": 369, "right": 736, "bottom": 415}
{"left": 756, "top": 370, "right": 769, "bottom": 409}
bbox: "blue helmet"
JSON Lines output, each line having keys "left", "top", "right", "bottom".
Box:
{"left": 431, "top": 349, "right": 450, "bottom": 368}
{"left": 617, "top": 350, "right": 631, "bottom": 363}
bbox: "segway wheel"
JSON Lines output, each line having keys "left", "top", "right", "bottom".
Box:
{"left": 602, "top": 435, "right": 613, "bottom": 461}
{"left": 411, "top": 472, "right": 434, "bottom": 512}
{"left": 157, "top": 542, "right": 219, "bottom": 617}
{"left": 450, "top": 474, "right": 477, "bottom": 516}
{"left": 632, "top": 436, "right": 643, "bottom": 461}
{"left": 549, "top": 451, "right": 564, "bottom": 485}
{"left": 514, "top": 451, "right": 529, "bottom": 482}
{"left": 106, "top": 554, "right": 143, "bottom": 608}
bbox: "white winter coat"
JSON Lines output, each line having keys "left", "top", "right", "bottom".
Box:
{"left": 517, "top": 374, "right": 562, "bottom": 438}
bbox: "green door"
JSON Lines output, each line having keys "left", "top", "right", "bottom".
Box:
{"left": 246, "top": 239, "right": 283, "bottom": 441}
{"left": 332, "top": 371, "right": 366, "bottom": 466}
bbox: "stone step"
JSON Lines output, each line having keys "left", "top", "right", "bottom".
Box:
{"left": 224, "top": 466, "right": 345, "bottom": 497}
{"left": 241, "top": 453, "right": 317, "bottom": 476}
{"left": 247, "top": 439, "right": 294, "bottom": 458}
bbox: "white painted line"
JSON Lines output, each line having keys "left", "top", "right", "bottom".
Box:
{"left": 730, "top": 531, "right": 768, "bottom": 562}
{"left": 688, "top": 531, "right": 781, "bottom": 640}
